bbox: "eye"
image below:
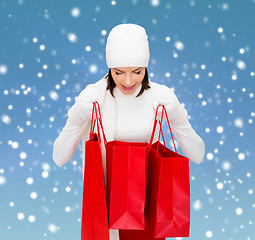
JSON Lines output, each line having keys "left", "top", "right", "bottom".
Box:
{"left": 115, "top": 72, "right": 122, "bottom": 75}
{"left": 134, "top": 71, "right": 141, "bottom": 75}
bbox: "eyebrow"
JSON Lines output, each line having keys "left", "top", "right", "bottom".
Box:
{"left": 114, "top": 67, "right": 141, "bottom": 72}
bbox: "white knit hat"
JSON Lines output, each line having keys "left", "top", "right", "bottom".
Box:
{"left": 105, "top": 23, "right": 150, "bottom": 68}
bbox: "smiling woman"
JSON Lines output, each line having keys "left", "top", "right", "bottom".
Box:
{"left": 52, "top": 23, "right": 205, "bottom": 240}
{"left": 106, "top": 67, "right": 151, "bottom": 97}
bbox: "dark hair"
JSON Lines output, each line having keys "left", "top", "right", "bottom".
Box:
{"left": 105, "top": 68, "right": 151, "bottom": 98}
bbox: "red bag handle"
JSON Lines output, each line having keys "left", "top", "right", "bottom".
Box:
{"left": 89, "top": 101, "right": 107, "bottom": 149}
{"left": 90, "top": 103, "right": 96, "bottom": 139}
{"left": 149, "top": 105, "right": 177, "bottom": 154}
{"left": 94, "top": 101, "right": 107, "bottom": 147}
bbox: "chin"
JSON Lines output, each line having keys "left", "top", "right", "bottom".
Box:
{"left": 121, "top": 90, "right": 135, "bottom": 95}
{"left": 120, "top": 84, "right": 138, "bottom": 95}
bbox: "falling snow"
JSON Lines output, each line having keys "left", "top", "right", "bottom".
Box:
{"left": 48, "top": 223, "right": 59, "bottom": 233}
{"left": 1, "top": 114, "right": 11, "bottom": 124}
{"left": 0, "top": 176, "right": 6, "bottom": 185}
{"left": 67, "top": 33, "right": 78, "bottom": 43}
{"left": 71, "top": 7, "right": 81, "bottom": 18}
{"left": 0, "top": 1, "right": 254, "bottom": 240}
{"left": 174, "top": 40, "right": 185, "bottom": 51}
{"left": 0, "top": 64, "right": 8, "bottom": 74}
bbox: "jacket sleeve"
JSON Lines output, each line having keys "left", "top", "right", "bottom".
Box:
{"left": 52, "top": 76, "right": 108, "bottom": 167}
{"left": 159, "top": 86, "right": 205, "bottom": 164}
{"left": 170, "top": 107, "right": 205, "bottom": 164}
{"left": 52, "top": 109, "right": 89, "bottom": 167}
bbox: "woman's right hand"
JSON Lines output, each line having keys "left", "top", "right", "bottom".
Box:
{"left": 67, "top": 85, "right": 99, "bottom": 125}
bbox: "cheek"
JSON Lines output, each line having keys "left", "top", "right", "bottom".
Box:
{"left": 112, "top": 75, "right": 122, "bottom": 85}
{"left": 135, "top": 74, "right": 144, "bottom": 83}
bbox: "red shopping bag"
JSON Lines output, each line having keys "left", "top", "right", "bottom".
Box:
{"left": 119, "top": 220, "right": 165, "bottom": 240}
{"left": 106, "top": 139, "right": 150, "bottom": 229}
{"left": 119, "top": 105, "right": 190, "bottom": 240}
{"left": 81, "top": 102, "right": 109, "bottom": 240}
{"left": 146, "top": 105, "right": 190, "bottom": 238}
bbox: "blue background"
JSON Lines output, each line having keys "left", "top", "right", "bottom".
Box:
{"left": 0, "top": 0, "right": 255, "bottom": 239}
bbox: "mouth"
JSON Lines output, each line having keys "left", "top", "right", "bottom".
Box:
{"left": 122, "top": 84, "right": 136, "bottom": 92}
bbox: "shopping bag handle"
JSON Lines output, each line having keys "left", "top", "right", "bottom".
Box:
{"left": 90, "top": 103, "right": 98, "bottom": 139}
{"left": 149, "top": 105, "right": 177, "bottom": 153}
{"left": 90, "top": 103, "right": 97, "bottom": 137}
{"left": 94, "top": 101, "right": 107, "bottom": 147}
{"left": 89, "top": 102, "right": 107, "bottom": 149}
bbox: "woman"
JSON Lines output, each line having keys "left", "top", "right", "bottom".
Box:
{"left": 53, "top": 23, "right": 205, "bottom": 240}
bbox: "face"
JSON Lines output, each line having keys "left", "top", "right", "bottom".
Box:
{"left": 110, "top": 67, "right": 145, "bottom": 95}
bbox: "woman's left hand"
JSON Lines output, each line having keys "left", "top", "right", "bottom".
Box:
{"left": 153, "top": 90, "right": 183, "bottom": 122}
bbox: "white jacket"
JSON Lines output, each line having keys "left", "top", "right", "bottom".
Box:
{"left": 52, "top": 74, "right": 205, "bottom": 240}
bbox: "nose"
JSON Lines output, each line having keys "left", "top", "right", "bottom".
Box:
{"left": 124, "top": 74, "right": 132, "bottom": 87}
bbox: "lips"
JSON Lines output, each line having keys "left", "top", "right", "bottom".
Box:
{"left": 122, "top": 84, "right": 136, "bottom": 92}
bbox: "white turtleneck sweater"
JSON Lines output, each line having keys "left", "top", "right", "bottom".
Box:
{"left": 114, "top": 83, "right": 155, "bottom": 142}
{"left": 53, "top": 78, "right": 205, "bottom": 240}
{"left": 53, "top": 78, "right": 205, "bottom": 169}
